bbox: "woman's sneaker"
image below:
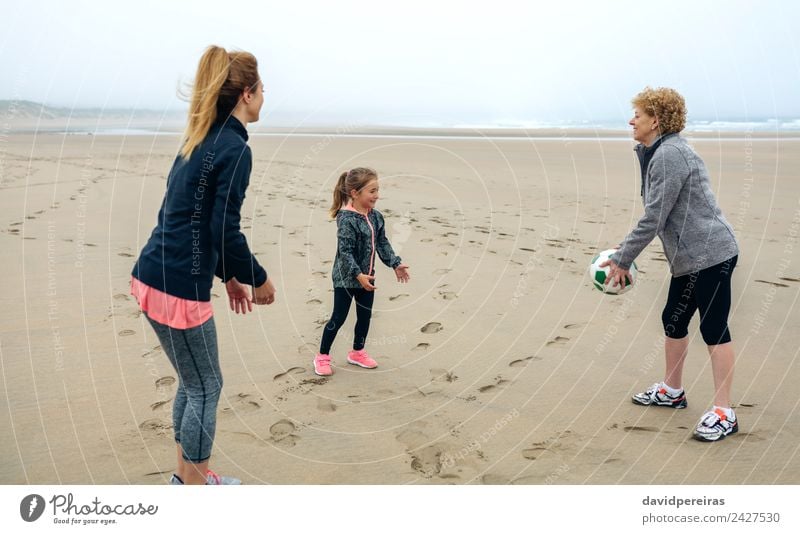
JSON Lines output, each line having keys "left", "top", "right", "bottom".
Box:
{"left": 693, "top": 408, "right": 738, "bottom": 442}
{"left": 205, "top": 469, "right": 241, "bottom": 485}
{"left": 347, "top": 349, "right": 378, "bottom": 369}
{"left": 169, "top": 471, "right": 241, "bottom": 485}
{"left": 313, "top": 353, "right": 333, "bottom": 376}
{"left": 632, "top": 382, "right": 687, "bottom": 409}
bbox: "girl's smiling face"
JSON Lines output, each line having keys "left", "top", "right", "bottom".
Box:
{"left": 350, "top": 179, "right": 380, "bottom": 211}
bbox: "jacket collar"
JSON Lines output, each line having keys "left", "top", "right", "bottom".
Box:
{"left": 215, "top": 115, "right": 249, "bottom": 141}
{"left": 343, "top": 203, "right": 372, "bottom": 216}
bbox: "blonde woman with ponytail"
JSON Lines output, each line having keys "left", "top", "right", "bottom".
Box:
{"left": 314, "top": 168, "right": 410, "bottom": 376}
{"left": 131, "top": 46, "right": 276, "bottom": 484}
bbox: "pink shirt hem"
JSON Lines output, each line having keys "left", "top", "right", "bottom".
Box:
{"left": 130, "top": 276, "right": 213, "bottom": 329}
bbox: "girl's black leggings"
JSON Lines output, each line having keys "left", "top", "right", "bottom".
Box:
{"left": 319, "top": 287, "right": 375, "bottom": 354}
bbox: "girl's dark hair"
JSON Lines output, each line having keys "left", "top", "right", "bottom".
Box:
{"left": 330, "top": 167, "right": 378, "bottom": 218}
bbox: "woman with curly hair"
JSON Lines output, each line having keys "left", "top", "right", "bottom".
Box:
{"left": 602, "top": 87, "right": 740, "bottom": 442}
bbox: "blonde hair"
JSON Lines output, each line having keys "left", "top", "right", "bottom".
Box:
{"left": 632, "top": 87, "right": 687, "bottom": 135}
{"left": 180, "top": 45, "right": 260, "bottom": 159}
{"left": 330, "top": 167, "right": 378, "bottom": 218}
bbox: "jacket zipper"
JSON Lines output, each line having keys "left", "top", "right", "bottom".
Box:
{"left": 363, "top": 212, "right": 376, "bottom": 275}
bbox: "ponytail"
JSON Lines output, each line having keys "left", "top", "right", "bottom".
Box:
{"left": 329, "top": 167, "right": 378, "bottom": 218}
{"left": 180, "top": 45, "right": 260, "bottom": 159}
{"left": 330, "top": 171, "right": 350, "bottom": 218}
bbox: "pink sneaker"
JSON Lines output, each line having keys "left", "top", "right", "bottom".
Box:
{"left": 347, "top": 349, "right": 378, "bottom": 369}
{"left": 313, "top": 353, "right": 333, "bottom": 376}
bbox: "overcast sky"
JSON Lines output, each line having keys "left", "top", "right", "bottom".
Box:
{"left": 1, "top": 0, "right": 798, "bottom": 126}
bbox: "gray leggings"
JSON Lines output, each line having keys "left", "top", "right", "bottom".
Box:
{"left": 146, "top": 315, "right": 222, "bottom": 463}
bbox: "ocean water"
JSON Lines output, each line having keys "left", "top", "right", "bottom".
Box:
{"left": 16, "top": 118, "right": 800, "bottom": 138}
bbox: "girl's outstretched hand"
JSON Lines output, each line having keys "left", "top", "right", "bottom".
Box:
{"left": 225, "top": 277, "right": 253, "bottom": 314}
{"left": 394, "top": 264, "right": 410, "bottom": 283}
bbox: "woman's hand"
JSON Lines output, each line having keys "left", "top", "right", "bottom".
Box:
{"left": 253, "top": 278, "right": 277, "bottom": 305}
{"left": 394, "top": 264, "right": 410, "bottom": 283}
{"left": 356, "top": 273, "right": 376, "bottom": 291}
{"left": 225, "top": 277, "right": 253, "bottom": 314}
{"left": 599, "top": 258, "right": 631, "bottom": 290}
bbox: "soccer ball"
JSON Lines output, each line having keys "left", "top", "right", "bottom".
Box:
{"left": 588, "top": 249, "right": 637, "bottom": 295}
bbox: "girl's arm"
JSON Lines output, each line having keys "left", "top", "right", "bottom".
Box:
{"left": 211, "top": 145, "right": 268, "bottom": 287}
{"left": 337, "top": 218, "right": 363, "bottom": 281}
{"left": 375, "top": 212, "right": 402, "bottom": 269}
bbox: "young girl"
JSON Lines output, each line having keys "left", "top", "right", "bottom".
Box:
{"left": 314, "top": 168, "right": 410, "bottom": 376}
{"left": 131, "top": 45, "right": 277, "bottom": 484}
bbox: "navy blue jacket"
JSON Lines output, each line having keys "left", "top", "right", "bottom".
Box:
{"left": 132, "top": 117, "right": 267, "bottom": 301}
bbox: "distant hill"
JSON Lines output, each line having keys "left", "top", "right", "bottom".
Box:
{"left": 0, "top": 100, "right": 186, "bottom": 120}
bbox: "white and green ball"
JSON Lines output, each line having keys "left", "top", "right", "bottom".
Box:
{"left": 588, "top": 249, "right": 637, "bottom": 295}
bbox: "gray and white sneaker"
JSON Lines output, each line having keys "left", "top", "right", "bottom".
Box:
{"left": 169, "top": 470, "right": 242, "bottom": 485}
{"left": 693, "top": 408, "right": 738, "bottom": 442}
{"left": 632, "top": 382, "right": 687, "bottom": 409}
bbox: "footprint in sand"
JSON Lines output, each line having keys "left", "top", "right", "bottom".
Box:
{"left": 300, "top": 377, "right": 328, "bottom": 386}
{"left": 478, "top": 377, "right": 511, "bottom": 393}
{"left": 778, "top": 277, "right": 800, "bottom": 283}
{"left": 429, "top": 368, "right": 458, "bottom": 383}
{"left": 155, "top": 376, "right": 175, "bottom": 389}
{"left": 269, "top": 419, "right": 299, "bottom": 446}
{"left": 437, "top": 291, "right": 458, "bottom": 300}
{"left": 563, "top": 323, "right": 585, "bottom": 330}
{"left": 138, "top": 418, "right": 172, "bottom": 437}
{"left": 421, "top": 322, "right": 442, "bottom": 334}
{"left": 433, "top": 268, "right": 451, "bottom": 275}
{"left": 316, "top": 397, "right": 337, "bottom": 412}
{"left": 508, "top": 356, "right": 541, "bottom": 368}
{"left": 118, "top": 252, "right": 134, "bottom": 257}
{"left": 389, "top": 293, "right": 409, "bottom": 301}
{"left": 306, "top": 298, "right": 322, "bottom": 305}
{"left": 412, "top": 343, "right": 430, "bottom": 351}
{"left": 150, "top": 399, "right": 171, "bottom": 411}
{"left": 220, "top": 393, "right": 262, "bottom": 417}
{"left": 113, "top": 293, "right": 130, "bottom": 301}
{"left": 273, "top": 367, "right": 306, "bottom": 381}
{"left": 521, "top": 446, "right": 548, "bottom": 460}
{"left": 546, "top": 336, "right": 569, "bottom": 346}
{"left": 297, "top": 343, "right": 317, "bottom": 356}
{"left": 118, "top": 329, "right": 135, "bottom": 337}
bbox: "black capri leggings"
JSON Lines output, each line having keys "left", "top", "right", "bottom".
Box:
{"left": 319, "top": 287, "right": 375, "bottom": 354}
{"left": 662, "top": 255, "right": 738, "bottom": 345}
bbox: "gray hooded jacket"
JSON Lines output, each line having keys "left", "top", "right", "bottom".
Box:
{"left": 612, "top": 134, "right": 738, "bottom": 277}
{"left": 332, "top": 206, "right": 402, "bottom": 289}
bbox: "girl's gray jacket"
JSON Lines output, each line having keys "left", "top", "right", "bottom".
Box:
{"left": 332, "top": 206, "right": 402, "bottom": 289}
{"left": 612, "top": 134, "right": 739, "bottom": 277}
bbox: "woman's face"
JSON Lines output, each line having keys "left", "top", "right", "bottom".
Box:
{"left": 245, "top": 80, "right": 265, "bottom": 123}
{"left": 629, "top": 106, "right": 659, "bottom": 145}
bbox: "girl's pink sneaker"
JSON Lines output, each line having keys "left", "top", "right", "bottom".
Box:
{"left": 347, "top": 349, "right": 378, "bottom": 369}
{"left": 314, "top": 353, "right": 333, "bottom": 376}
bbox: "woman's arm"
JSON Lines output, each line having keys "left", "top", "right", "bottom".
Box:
{"left": 612, "top": 146, "right": 690, "bottom": 270}
{"left": 211, "top": 145, "right": 268, "bottom": 287}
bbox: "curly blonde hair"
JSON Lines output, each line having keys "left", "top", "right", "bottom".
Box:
{"left": 632, "top": 87, "right": 687, "bottom": 135}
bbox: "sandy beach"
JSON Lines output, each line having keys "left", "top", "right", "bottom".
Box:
{"left": 1, "top": 128, "right": 798, "bottom": 485}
